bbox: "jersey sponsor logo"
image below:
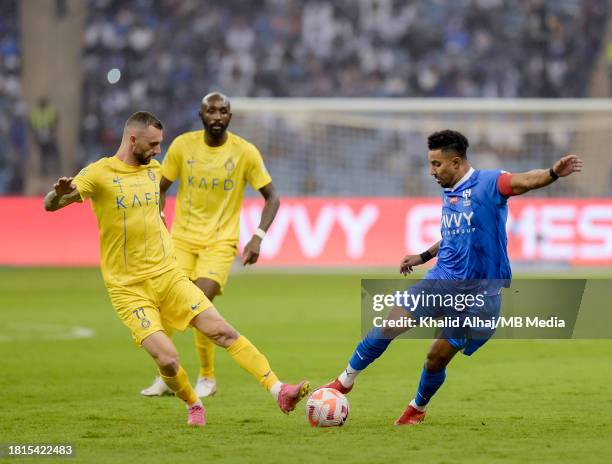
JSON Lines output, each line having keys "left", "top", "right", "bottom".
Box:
{"left": 186, "top": 176, "right": 234, "bottom": 191}
{"left": 115, "top": 192, "right": 160, "bottom": 209}
{"left": 191, "top": 300, "right": 204, "bottom": 311}
{"left": 441, "top": 211, "right": 476, "bottom": 236}
{"left": 441, "top": 211, "right": 474, "bottom": 228}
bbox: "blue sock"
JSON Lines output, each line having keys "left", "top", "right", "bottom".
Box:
{"left": 348, "top": 328, "right": 393, "bottom": 371}
{"left": 414, "top": 367, "right": 446, "bottom": 408}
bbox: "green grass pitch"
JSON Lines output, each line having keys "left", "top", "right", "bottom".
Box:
{"left": 1, "top": 268, "right": 611, "bottom": 463}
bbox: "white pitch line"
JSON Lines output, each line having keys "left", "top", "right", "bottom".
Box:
{"left": 0, "top": 323, "right": 95, "bottom": 342}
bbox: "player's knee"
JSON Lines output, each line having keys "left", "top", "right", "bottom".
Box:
{"left": 206, "top": 322, "right": 239, "bottom": 347}
{"left": 379, "top": 325, "right": 400, "bottom": 340}
{"left": 424, "top": 351, "right": 448, "bottom": 372}
{"left": 156, "top": 351, "right": 180, "bottom": 374}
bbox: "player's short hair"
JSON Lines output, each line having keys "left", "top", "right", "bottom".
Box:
{"left": 201, "top": 92, "right": 230, "bottom": 109}
{"left": 427, "top": 130, "right": 469, "bottom": 158}
{"left": 125, "top": 111, "right": 163, "bottom": 130}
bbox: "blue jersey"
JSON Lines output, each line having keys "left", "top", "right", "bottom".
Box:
{"left": 426, "top": 168, "right": 511, "bottom": 282}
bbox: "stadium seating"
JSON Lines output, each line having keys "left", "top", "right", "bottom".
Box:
{"left": 0, "top": 0, "right": 26, "bottom": 194}
{"left": 77, "top": 0, "right": 609, "bottom": 196}
{"left": 0, "top": 0, "right": 609, "bottom": 195}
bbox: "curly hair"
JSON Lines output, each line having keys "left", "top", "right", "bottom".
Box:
{"left": 427, "top": 130, "right": 469, "bottom": 158}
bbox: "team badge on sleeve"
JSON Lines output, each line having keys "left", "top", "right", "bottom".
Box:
{"left": 133, "top": 307, "right": 152, "bottom": 328}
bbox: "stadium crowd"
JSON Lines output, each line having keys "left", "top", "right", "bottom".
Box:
{"left": 0, "top": 0, "right": 26, "bottom": 194}
{"left": 0, "top": 0, "right": 609, "bottom": 194}
{"left": 78, "top": 0, "right": 609, "bottom": 195}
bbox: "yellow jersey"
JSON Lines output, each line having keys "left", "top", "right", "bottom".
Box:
{"left": 73, "top": 156, "right": 175, "bottom": 286}
{"left": 161, "top": 130, "right": 272, "bottom": 247}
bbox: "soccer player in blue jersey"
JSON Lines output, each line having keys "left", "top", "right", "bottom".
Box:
{"left": 322, "top": 129, "right": 583, "bottom": 425}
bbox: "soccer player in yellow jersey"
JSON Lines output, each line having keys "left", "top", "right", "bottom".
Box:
{"left": 43, "top": 111, "right": 309, "bottom": 426}
{"left": 140, "top": 93, "right": 280, "bottom": 398}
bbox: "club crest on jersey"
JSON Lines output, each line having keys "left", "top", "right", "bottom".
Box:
{"left": 147, "top": 168, "right": 156, "bottom": 182}
{"left": 224, "top": 159, "right": 235, "bottom": 173}
{"left": 462, "top": 189, "right": 472, "bottom": 206}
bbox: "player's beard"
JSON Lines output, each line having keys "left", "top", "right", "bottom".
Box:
{"left": 134, "top": 147, "right": 153, "bottom": 165}
{"left": 204, "top": 120, "right": 227, "bottom": 138}
{"left": 434, "top": 176, "right": 450, "bottom": 188}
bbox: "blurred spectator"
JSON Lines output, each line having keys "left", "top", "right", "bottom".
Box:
{"left": 56, "top": 0, "right": 68, "bottom": 18}
{"left": 73, "top": 0, "right": 610, "bottom": 197}
{"left": 80, "top": 0, "right": 609, "bottom": 156}
{"left": 0, "top": 0, "right": 26, "bottom": 194}
{"left": 29, "top": 97, "right": 60, "bottom": 177}
{"left": 607, "top": 40, "right": 612, "bottom": 96}
{"left": 1, "top": 0, "right": 610, "bottom": 195}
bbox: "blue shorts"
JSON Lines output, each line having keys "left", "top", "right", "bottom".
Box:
{"left": 401, "top": 279, "right": 502, "bottom": 356}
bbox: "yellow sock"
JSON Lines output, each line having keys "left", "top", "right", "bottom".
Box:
{"left": 226, "top": 335, "right": 280, "bottom": 391}
{"left": 194, "top": 329, "right": 216, "bottom": 379}
{"left": 159, "top": 366, "right": 198, "bottom": 406}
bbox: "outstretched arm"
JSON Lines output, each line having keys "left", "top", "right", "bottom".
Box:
{"left": 241, "top": 182, "right": 280, "bottom": 266}
{"left": 400, "top": 240, "right": 440, "bottom": 275}
{"left": 503, "top": 154, "right": 583, "bottom": 196}
{"left": 44, "top": 177, "right": 82, "bottom": 211}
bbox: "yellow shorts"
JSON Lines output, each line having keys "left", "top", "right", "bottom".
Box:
{"left": 106, "top": 267, "right": 212, "bottom": 345}
{"left": 173, "top": 238, "right": 237, "bottom": 294}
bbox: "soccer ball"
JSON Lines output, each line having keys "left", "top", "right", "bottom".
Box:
{"left": 305, "top": 388, "right": 349, "bottom": 427}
